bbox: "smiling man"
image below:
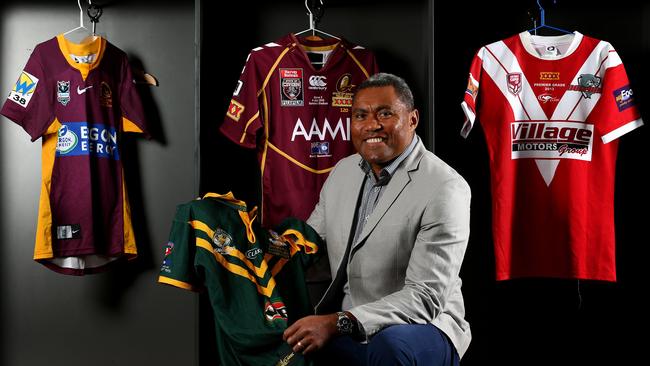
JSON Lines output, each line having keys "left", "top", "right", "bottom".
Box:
{"left": 283, "top": 73, "right": 472, "bottom": 366}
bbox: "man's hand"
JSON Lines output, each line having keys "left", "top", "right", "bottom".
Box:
{"left": 283, "top": 314, "right": 338, "bottom": 355}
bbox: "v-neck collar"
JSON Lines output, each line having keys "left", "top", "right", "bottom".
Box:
{"left": 289, "top": 33, "right": 344, "bottom": 73}
{"left": 56, "top": 34, "right": 106, "bottom": 80}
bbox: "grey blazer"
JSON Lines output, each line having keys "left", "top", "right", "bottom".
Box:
{"left": 308, "top": 138, "right": 472, "bottom": 358}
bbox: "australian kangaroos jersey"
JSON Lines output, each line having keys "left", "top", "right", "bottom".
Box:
{"left": 158, "top": 192, "right": 321, "bottom": 366}
{"left": 461, "top": 32, "right": 643, "bottom": 281}
{"left": 1, "top": 35, "right": 149, "bottom": 275}
{"left": 220, "top": 33, "right": 379, "bottom": 227}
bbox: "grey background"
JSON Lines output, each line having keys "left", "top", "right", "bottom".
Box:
{"left": 0, "top": 1, "right": 197, "bottom": 365}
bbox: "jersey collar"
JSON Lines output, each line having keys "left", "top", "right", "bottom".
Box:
{"left": 518, "top": 31, "right": 583, "bottom": 60}
{"left": 56, "top": 34, "right": 106, "bottom": 80}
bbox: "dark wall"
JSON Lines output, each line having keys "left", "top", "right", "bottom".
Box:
{"left": 0, "top": 1, "right": 197, "bottom": 365}
{"left": 434, "top": 1, "right": 650, "bottom": 365}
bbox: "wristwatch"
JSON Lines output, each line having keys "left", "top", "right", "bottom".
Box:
{"left": 336, "top": 311, "right": 355, "bottom": 335}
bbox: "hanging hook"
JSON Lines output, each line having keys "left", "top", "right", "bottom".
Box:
{"left": 87, "top": 0, "right": 103, "bottom": 34}
{"left": 76, "top": 0, "right": 85, "bottom": 30}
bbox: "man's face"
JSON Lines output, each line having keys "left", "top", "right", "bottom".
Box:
{"left": 351, "top": 86, "right": 419, "bottom": 175}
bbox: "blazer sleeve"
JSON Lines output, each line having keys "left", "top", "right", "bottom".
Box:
{"left": 349, "top": 175, "right": 471, "bottom": 337}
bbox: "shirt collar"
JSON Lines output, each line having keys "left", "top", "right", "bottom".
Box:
{"left": 359, "top": 135, "right": 419, "bottom": 185}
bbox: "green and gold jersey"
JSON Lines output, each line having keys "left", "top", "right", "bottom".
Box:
{"left": 158, "top": 192, "right": 321, "bottom": 366}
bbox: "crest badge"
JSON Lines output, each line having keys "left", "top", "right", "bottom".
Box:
{"left": 57, "top": 81, "right": 71, "bottom": 106}
{"left": 212, "top": 228, "right": 234, "bottom": 254}
{"left": 506, "top": 72, "right": 522, "bottom": 95}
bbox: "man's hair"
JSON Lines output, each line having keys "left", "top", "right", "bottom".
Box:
{"left": 353, "top": 72, "right": 415, "bottom": 111}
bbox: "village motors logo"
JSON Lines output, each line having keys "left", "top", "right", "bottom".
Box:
{"left": 510, "top": 121, "right": 594, "bottom": 161}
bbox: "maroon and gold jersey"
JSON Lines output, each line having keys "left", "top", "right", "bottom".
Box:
{"left": 1, "top": 35, "right": 148, "bottom": 275}
{"left": 220, "top": 34, "right": 378, "bottom": 227}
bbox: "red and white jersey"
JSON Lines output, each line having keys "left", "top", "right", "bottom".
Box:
{"left": 461, "top": 31, "right": 643, "bottom": 281}
{"left": 220, "top": 34, "right": 378, "bottom": 227}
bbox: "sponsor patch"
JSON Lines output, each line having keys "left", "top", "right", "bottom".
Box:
{"left": 332, "top": 73, "right": 354, "bottom": 108}
{"left": 291, "top": 117, "right": 350, "bottom": 141}
{"left": 537, "top": 93, "right": 559, "bottom": 104}
{"left": 267, "top": 230, "right": 291, "bottom": 259}
{"left": 465, "top": 74, "right": 478, "bottom": 100}
{"left": 568, "top": 74, "right": 602, "bottom": 98}
{"left": 310, "top": 141, "right": 331, "bottom": 157}
{"left": 56, "top": 224, "right": 81, "bottom": 240}
{"left": 280, "top": 68, "right": 304, "bottom": 106}
{"left": 212, "top": 228, "right": 234, "bottom": 255}
{"left": 161, "top": 242, "right": 174, "bottom": 273}
{"left": 506, "top": 72, "right": 522, "bottom": 95}
{"left": 227, "top": 99, "right": 245, "bottom": 121}
{"left": 540, "top": 72, "right": 560, "bottom": 81}
{"left": 77, "top": 85, "right": 93, "bottom": 95}
{"left": 57, "top": 81, "right": 71, "bottom": 106}
{"left": 246, "top": 247, "right": 262, "bottom": 260}
{"left": 264, "top": 299, "right": 288, "bottom": 322}
{"left": 510, "top": 121, "right": 594, "bottom": 161}
{"left": 8, "top": 70, "right": 39, "bottom": 107}
{"left": 56, "top": 123, "right": 120, "bottom": 159}
{"left": 308, "top": 75, "right": 327, "bottom": 90}
{"left": 613, "top": 85, "right": 634, "bottom": 111}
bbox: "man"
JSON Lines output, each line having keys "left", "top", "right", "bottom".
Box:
{"left": 283, "top": 73, "right": 472, "bottom": 365}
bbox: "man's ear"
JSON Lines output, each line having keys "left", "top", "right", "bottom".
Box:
{"left": 409, "top": 109, "right": 419, "bottom": 130}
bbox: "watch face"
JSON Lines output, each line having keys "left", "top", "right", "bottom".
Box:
{"left": 337, "top": 313, "right": 353, "bottom": 334}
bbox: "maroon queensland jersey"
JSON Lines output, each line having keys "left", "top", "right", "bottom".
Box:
{"left": 220, "top": 34, "right": 378, "bottom": 227}
{"left": 1, "top": 35, "right": 148, "bottom": 275}
{"left": 461, "top": 32, "right": 643, "bottom": 281}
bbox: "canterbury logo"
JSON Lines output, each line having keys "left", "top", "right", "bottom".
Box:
{"left": 77, "top": 85, "right": 93, "bottom": 94}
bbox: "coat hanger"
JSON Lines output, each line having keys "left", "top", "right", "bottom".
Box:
{"left": 527, "top": 0, "right": 571, "bottom": 35}
{"left": 294, "top": 0, "right": 340, "bottom": 41}
{"left": 63, "top": 0, "right": 94, "bottom": 42}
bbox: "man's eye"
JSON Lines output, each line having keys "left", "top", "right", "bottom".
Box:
{"left": 378, "top": 110, "right": 393, "bottom": 119}
{"left": 353, "top": 113, "right": 366, "bottom": 120}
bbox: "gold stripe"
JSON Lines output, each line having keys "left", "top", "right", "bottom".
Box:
{"left": 281, "top": 229, "right": 319, "bottom": 253}
{"left": 122, "top": 166, "right": 137, "bottom": 255}
{"left": 202, "top": 192, "right": 248, "bottom": 207}
{"left": 267, "top": 142, "right": 334, "bottom": 174}
{"left": 240, "top": 111, "right": 260, "bottom": 144}
{"left": 258, "top": 47, "right": 291, "bottom": 96}
{"left": 122, "top": 117, "right": 144, "bottom": 133}
{"left": 190, "top": 220, "right": 268, "bottom": 278}
{"left": 190, "top": 220, "right": 214, "bottom": 238}
{"left": 158, "top": 276, "right": 196, "bottom": 291}
{"left": 33, "top": 120, "right": 59, "bottom": 259}
{"left": 238, "top": 211, "right": 257, "bottom": 243}
{"left": 347, "top": 49, "right": 371, "bottom": 78}
{"left": 196, "top": 238, "right": 276, "bottom": 297}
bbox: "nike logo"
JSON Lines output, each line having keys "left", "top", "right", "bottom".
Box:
{"left": 77, "top": 85, "right": 93, "bottom": 94}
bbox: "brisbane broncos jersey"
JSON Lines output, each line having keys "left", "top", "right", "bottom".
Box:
{"left": 461, "top": 32, "right": 643, "bottom": 281}
{"left": 1, "top": 35, "right": 148, "bottom": 275}
{"left": 220, "top": 34, "right": 379, "bottom": 227}
{"left": 158, "top": 192, "right": 321, "bottom": 366}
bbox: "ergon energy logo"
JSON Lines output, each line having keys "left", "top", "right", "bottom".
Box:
{"left": 511, "top": 121, "right": 594, "bottom": 161}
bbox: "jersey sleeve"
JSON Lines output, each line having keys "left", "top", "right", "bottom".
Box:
{"left": 119, "top": 55, "right": 150, "bottom": 138}
{"left": 158, "top": 203, "right": 201, "bottom": 291}
{"left": 460, "top": 48, "right": 484, "bottom": 138}
{"left": 1, "top": 47, "right": 55, "bottom": 142}
{"left": 275, "top": 217, "right": 323, "bottom": 268}
{"left": 219, "top": 51, "right": 264, "bottom": 148}
{"left": 591, "top": 46, "right": 643, "bottom": 143}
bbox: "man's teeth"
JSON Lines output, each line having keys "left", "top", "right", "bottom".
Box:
{"left": 366, "top": 138, "right": 383, "bottom": 143}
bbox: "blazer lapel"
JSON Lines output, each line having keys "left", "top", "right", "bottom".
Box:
{"left": 352, "top": 141, "right": 425, "bottom": 252}
{"left": 338, "top": 159, "right": 366, "bottom": 247}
